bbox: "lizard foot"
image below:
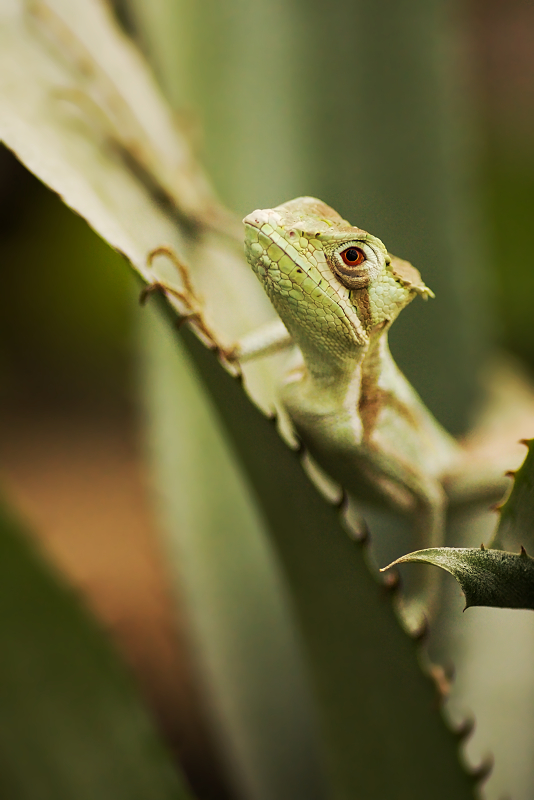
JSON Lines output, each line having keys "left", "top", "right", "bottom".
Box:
{"left": 144, "top": 246, "right": 240, "bottom": 370}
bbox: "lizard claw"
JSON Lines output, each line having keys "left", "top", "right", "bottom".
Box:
{"left": 144, "top": 246, "right": 239, "bottom": 369}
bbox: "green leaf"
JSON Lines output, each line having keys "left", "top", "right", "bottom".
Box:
{"left": 0, "top": 0, "right": 217, "bottom": 226}
{"left": 0, "top": 0, "right": 191, "bottom": 279}
{"left": 148, "top": 295, "right": 478, "bottom": 800}
{"left": 138, "top": 302, "right": 326, "bottom": 800}
{"left": 0, "top": 2, "right": 485, "bottom": 794}
{"left": 383, "top": 439, "right": 534, "bottom": 611}
{"left": 0, "top": 494, "right": 193, "bottom": 800}
{"left": 0, "top": 3, "right": 322, "bottom": 793}
{"left": 382, "top": 546, "right": 534, "bottom": 610}
{"left": 491, "top": 438, "right": 534, "bottom": 551}
{"left": 0, "top": 0, "right": 281, "bottom": 405}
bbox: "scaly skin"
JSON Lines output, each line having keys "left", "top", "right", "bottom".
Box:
{"left": 242, "top": 196, "right": 463, "bottom": 628}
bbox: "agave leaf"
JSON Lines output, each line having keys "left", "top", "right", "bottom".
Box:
{"left": 0, "top": 1, "right": 484, "bottom": 794}
{"left": 382, "top": 546, "right": 534, "bottom": 611}
{"left": 383, "top": 439, "right": 534, "bottom": 611}
{"left": 491, "top": 438, "right": 534, "bottom": 552}
{"left": 0, "top": 0, "right": 281, "bottom": 400}
{"left": 0, "top": 0, "right": 189, "bottom": 280}
{"left": 145, "top": 294, "right": 479, "bottom": 800}
{"left": 0, "top": 2, "right": 318, "bottom": 795}
{"left": 138, "top": 303, "right": 326, "bottom": 800}
{"left": 0, "top": 493, "right": 193, "bottom": 800}
{"left": 0, "top": 0, "right": 218, "bottom": 228}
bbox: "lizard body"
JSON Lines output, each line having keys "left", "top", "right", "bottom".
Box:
{"left": 240, "top": 196, "right": 463, "bottom": 625}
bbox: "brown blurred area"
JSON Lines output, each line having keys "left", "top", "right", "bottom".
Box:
{"left": 469, "top": 0, "right": 534, "bottom": 369}
{"left": 0, "top": 148, "right": 230, "bottom": 799}
{"left": 470, "top": 0, "right": 534, "bottom": 149}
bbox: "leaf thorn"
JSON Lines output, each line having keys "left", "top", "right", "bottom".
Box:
{"left": 347, "top": 514, "right": 369, "bottom": 545}
{"left": 412, "top": 616, "right": 429, "bottom": 643}
{"left": 429, "top": 663, "right": 451, "bottom": 699}
{"left": 382, "top": 569, "right": 400, "bottom": 593}
{"left": 453, "top": 716, "right": 474, "bottom": 741}
{"left": 335, "top": 487, "right": 348, "bottom": 511}
{"left": 469, "top": 754, "right": 493, "bottom": 784}
{"left": 139, "top": 281, "right": 165, "bottom": 305}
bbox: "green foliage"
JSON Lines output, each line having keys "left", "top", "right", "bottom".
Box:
{"left": 492, "top": 439, "right": 534, "bottom": 552}
{"left": 1, "top": 1, "right": 533, "bottom": 799}
{"left": 150, "top": 297, "right": 477, "bottom": 800}
{"left": 139, "top": 301, "right": 325, "bottom": 800}
{"left": 383, "top": 546, "right": 534, "bottom": 610}
{"left": 384, "top": 440, "right": 534, "bottom": 611}
{"left": 0, "top": 496, "right": 193, "bottom": 800}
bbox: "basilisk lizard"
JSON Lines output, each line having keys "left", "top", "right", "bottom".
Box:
{"left": 234, "top": 196, "right": 472, "bottom": 628}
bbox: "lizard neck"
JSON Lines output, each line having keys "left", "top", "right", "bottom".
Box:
{"left": 297, "top": 335, "right": 368, "bottom": 388}
{"left": 358, "top": 324, "right": 432, "bottom": 448}
{"left": 299, "top": 322, "right": 398, "bottom": 435}
{"left": 295, "top": 316, "right": 392, "bottom": 389}
{"left": 361, "top": 325, "right": 394, "bottom": 385}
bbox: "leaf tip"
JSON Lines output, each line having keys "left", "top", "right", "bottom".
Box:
{"left": 379, "top": 554, "right": 404, "bottom": 572}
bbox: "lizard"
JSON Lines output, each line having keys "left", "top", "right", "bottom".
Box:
{"left": 234, "top": 196, "right": 470, "bottom": 629}
{"left": 146, "top": 195, "right": 506, "bottom": 628}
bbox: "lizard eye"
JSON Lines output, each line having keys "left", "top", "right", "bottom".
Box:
{"left": 340, "top": 247, "right": 365, "bottom": 267}
{"left": 328, "top": 244, "right": 370, "bottom": 289}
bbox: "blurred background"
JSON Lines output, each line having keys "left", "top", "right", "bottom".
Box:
{"left": 0, "top": 0, "right": 534, "bottom": 798}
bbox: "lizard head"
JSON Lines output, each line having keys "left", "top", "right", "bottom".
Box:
{"left": 243, "top": 196, "right": 434, "bottom": 363}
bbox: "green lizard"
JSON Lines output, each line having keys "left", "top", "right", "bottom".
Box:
{"left": 146, "top": 195, "right": 506, "bottom": 626}
{"left": 236, "top": 196, "right": 469, "bottom": 629}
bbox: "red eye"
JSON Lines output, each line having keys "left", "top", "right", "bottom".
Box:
{"left": 340, "top": 247, "right": 365, "bottom": 267}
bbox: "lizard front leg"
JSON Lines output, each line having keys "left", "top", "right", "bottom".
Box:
{"left": 358, "top": 445, "right": 449, "bottom": 631}
{"left": 281, "top": 370, "right": 448, "bottom": 630}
